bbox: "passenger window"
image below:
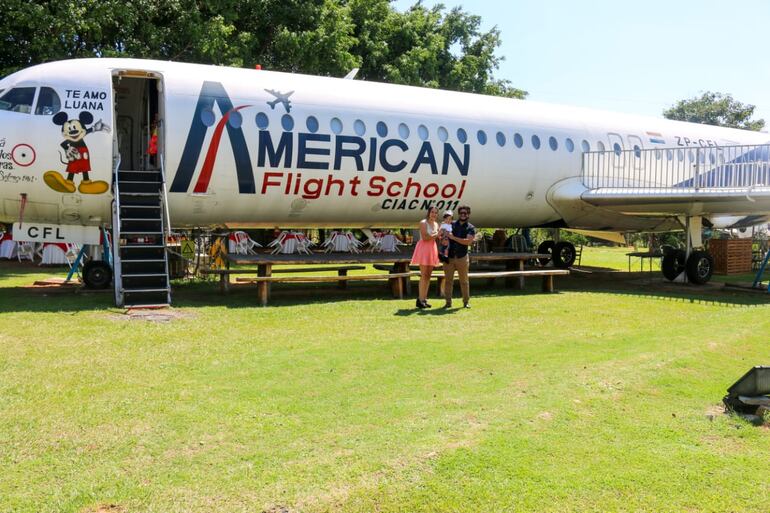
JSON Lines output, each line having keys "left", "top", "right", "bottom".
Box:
{"left": 0, "top": 87, "right": 36, "bottom": 114}
{"left": 35, "top": 87, "right": 60, "bottom": 115}
{"left": 549, "top": 136, "right": 558, "bottom": 151}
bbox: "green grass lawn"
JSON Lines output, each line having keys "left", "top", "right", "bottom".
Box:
{"left": 2, "top": 261, "right": 770, "bottom": 512}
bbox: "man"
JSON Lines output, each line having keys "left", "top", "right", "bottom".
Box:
{"left": 444, "top": 205, "right": 476, "bottom": 308}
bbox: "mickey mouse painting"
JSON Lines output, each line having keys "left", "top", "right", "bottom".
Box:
{"left": 43, "top": 111, "right": 110, "bottom": 194}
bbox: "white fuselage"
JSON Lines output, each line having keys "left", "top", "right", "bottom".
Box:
{"left": 0, "top": 58, "right": 767, "bottom": 230}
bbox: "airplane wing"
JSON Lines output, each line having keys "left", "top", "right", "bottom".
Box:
{"left": 581, "top": 186, "right": 770, "bottom": 215}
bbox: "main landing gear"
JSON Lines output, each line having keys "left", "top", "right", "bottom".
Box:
{"left": 660, "top": 216, "right": 714, "bottom": 285}
{"left": 537, "top": 239, "right": 576, "bottom": 269}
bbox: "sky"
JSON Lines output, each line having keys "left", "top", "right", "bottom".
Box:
{"left": 393, "top": 0, "right": 770, "bottom": 130}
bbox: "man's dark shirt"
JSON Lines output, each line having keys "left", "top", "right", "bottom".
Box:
{"left": 448, "top": 220, "right": 476, "bottom": 258}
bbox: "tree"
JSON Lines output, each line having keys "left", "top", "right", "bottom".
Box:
{"left": 348, "top": 0, "right": 526, "bottom": 98}
{"left": 0, "top": 0, "right": 525, "bottom": 99}
{"left": 663, "top": 92, "right": 765, "bottom": 131}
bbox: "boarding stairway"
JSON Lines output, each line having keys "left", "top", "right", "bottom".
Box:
{"left": 112, "top": 161, "right": 171, "bottom": 308}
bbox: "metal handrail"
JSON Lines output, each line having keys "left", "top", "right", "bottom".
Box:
{"left": 582, "top": 143, "right": 770, "bottom": 191}
{"left": 111, "top": 153, "right": 123, "bottom": 306}
{"left": 160, "top": 152, "right": 171, "bottom": 240}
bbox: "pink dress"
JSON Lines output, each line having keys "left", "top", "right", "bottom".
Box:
{"left": 410, "top": 220, "right": 440, "bottom": 266}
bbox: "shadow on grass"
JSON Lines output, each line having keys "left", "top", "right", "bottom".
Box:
{"left": 3, "top": 263, "right": 770, "bottom": 313}
{"left": 393, "top": 305, "right": 458, "bottom": 316}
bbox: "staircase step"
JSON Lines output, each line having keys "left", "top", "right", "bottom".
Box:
{"left": 118, "top": 171, "right": 162, "bottom": 182}
{"left": 120, "top": 203, "right": 160, "bottom": 207}
{"left": 119, "top": 195, "right": 162, "bottom": 207}
{"left": 123, "top": 289, "right": 170, "bottom": 307}
{"left": 121, "top": 220, "right": 162, "bottom": 233}
{"left": 120, "top": 247, "right": 165, "bottom": 260}
{"left": 120, "top": 193, "right": 161, "bottom": 199}
{"left": 123, "top": 287, "right": 170, "bottom": 293}
{"left": 119, "top": 181, "right": 163, "bottom": 194}
{"left": 121, "top": 260, "right": 168, "bottom": 276}
{"left": 123, "top": 274, "right": 169, "bottom": 289}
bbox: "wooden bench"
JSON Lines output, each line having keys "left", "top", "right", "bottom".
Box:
{"left": 234, "top": 265, "right": 366, "bottom": 290}
{"left": 418, "top": 269, "right": 570, "bottom": 295}
{"left": 224, "top": 272, "right": 413, "bottom": 305}
{"left": 201, "top": 265, "right": 366, "bottom": 293}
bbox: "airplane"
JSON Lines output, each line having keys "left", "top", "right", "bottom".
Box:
{"left": 265, "top": 89, "right": 294, "bottom": 113}
{"left": 0, "top": 57, "right": 769, "bottom": 306}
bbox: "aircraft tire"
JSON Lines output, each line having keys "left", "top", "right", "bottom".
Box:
{"left": 685, "top": 250, "right": 714, "bottom": 285}
{"left": 661, "top": 249, "right": 686, "bottom": 281}
{"left": 83, "top": 260, "right": 113, "bottom": 289}
{"left": 552, "top": 241, "right": 576, "bottom": 268}
{"left": 537, "top": 240, "right": 555, "bottom": 266}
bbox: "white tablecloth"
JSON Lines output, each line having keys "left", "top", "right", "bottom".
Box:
{"left": 41, "top": 244, "right": 69, "bottom": 265}
{"left": 0, "top": 240, "right": 16, "bottom": 259}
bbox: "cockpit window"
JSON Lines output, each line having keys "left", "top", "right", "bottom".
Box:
{"left": 35, "top": 87, "right": 61, "bottom": 115}
{"left": 0, "top": 87, "right": 36, "bottom": 114}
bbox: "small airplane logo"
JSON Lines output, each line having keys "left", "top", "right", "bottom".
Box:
{"left": 265, "top": 89, "right": 294, "bottom": 113}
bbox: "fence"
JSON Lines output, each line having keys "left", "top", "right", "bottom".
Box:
{"left": 582, "top": 144, "right": 770, "bottom": 190}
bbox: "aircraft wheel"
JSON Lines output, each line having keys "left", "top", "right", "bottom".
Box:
{"left": 83, "top": 260, "right": 113, "bottom": 289}
{"left": 685, "top": 250, "right": 714, "bottom": 285}
{"left": 661, "top": 249, "right": 686, "bottom": 281}
{"left": 552, "top": 241, "right": 576, "bottom": 268}
{"left": 537, "top": 240, "right": 555, "bottom": 266}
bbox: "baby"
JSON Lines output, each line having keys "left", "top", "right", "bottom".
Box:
{"left": 439, "top": 211, "right": 453, "bottom": 262}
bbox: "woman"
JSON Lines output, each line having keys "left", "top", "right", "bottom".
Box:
{"left": 410, "top": 206, "right": 440, "bottom": 308}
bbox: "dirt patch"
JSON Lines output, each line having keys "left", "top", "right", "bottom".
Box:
{"left": 31, "top": 277, "right": 79, "bottom": 287}
{"left": 262, "top": 506, "right": 291, "bottom": 513}
{"left": 704, "top": 403, "right": 726, "bottom": 421}
{"left": 81, "top": 505, "right": 123, "bottom": 513}
{"left": 107, "top": 308, "right": 193, "bottom": 323}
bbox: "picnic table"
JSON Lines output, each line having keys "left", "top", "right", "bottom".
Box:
{"left": 626, "top": 251, "right": 663, "bottom": 272}
{"left": 220, "top": 251, "right": 559, "bottom": 305}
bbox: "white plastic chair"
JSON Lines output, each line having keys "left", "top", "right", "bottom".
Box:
{"left": 229, "top": 231, "right": 261, "bottom": 255}
{"left": 365, "top": 233, "right": 383, "bottom": 252}
{"left": 65, "top": 244, "right": 80, "bottom": 268}
{"left": 17, "top": 242, "right": 36, "bottom": 262}
{"left": 237, "top": 231, "right": 261, "bottom": 254}
{"left": 380, "top": 234, "right": 404, "bottom": 252}
{"left": 326, "top": 232, "right": 361, "bottom": 253}
{"left": 269, "top": 231, "right": 289, "bottom": 254}
{"left": 270, "top": 232, "right": 314, "bottom": 254}
{"left": 294, "top": 233, "right": 314, "bottom": 255}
